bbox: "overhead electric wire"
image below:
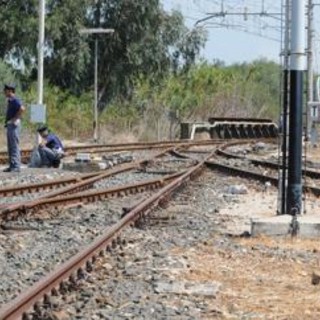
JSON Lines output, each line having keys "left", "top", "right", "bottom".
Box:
{"left": 165, "top": 0, "right": 320, "bottom": 72}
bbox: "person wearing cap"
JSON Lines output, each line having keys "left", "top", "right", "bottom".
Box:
{"left": 3, "top": 84, "right": 25, "bottom": 172}
{"left": 37, "top": 125, "right": 64, "bottom": 168}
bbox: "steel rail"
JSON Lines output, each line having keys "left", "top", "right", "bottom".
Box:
{"left": 1, "top": 170, "right": 186, "bottom": 220}
{"left": 0, "top": 147, "right": 174, "bottom": 199}
{"left": 0, "top": 148, "right": 175, "bottom": 217}
{"left": 205, "top": 160, "right": 320, "bottom": 197}
{"left": 216, "top": 147, "right": 320, "bottom": 179}
{"left": 0, "top": 172, "right": 101, "bottom": 197}
{"left": 0, "top": 140, "right": 225, "bottom": 164}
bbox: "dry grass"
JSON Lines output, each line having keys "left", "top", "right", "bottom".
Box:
{"left": 172, "top": 238, "right": 320, "bottom": 319}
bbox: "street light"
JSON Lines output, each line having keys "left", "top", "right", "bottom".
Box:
{"left": 80, "top": 28, "right": 114, "bottom": 142}
{"left": 38, "top": 0, "right": 45, "bottom": 106}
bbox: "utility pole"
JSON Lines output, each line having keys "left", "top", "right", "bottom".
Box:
{"left": 279, "top": 0, "right": 291, "bottom": 215}
{"left": 286, "top": 0, "right": 306, "bottom": 215}
{"left": 37, "top": 0, "right": 45, "bottom": 106}
{"left": 30, "top": 0, "right": 46, "bottom": 147}
{"left": 80, "top": 28, "right": 114, "bottom": 143}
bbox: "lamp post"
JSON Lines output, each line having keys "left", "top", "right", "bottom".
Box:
{"left": 80, "top": 28, "right": 114, "bottom": 142}
{"left": 38, "top": 0, "right": 45, "bottom": 105}
{"left": 31, "top": 0, "right": 46, "bottom": 147}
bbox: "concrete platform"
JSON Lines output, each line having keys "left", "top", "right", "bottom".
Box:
{"left": 251, "top": 214, "right": 320, "bottom": 238}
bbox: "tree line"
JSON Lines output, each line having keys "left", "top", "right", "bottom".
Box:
{"left": 0, "top": 0, "right": 280, "bottom": 141}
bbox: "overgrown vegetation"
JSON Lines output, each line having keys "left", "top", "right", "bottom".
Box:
{"left": 0, "top": 1, "right": 281, "bottom": 143}
{"left": 100, "top": 59, "right": 281, "bottom": 141}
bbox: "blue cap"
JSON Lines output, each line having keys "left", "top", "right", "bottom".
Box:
{"left": 4, "top": 83, "right": 16, "bottom": 91}
{"left": 37, "top": 124, "right": 48, "bottom": 132}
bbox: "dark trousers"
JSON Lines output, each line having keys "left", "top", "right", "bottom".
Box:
{"left": 38, "top": 147, "right": 61, "bottom": 168}
{"left": 6, "top": 123, "right": 21, "bottom": 169}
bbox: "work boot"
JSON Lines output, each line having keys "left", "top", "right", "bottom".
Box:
{"left": 3, "top": 167, "right": 21, "bottom": 172}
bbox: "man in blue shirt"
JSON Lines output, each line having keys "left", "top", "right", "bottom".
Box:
{"left": 3, "top": 84, "right": 25, "bottom": 172}
{"left": 37, "top": 124, "right": 64, "bottom": 168}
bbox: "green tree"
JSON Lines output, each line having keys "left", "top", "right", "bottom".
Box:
{"left": 85, "top": 1, "right": 207, "bottom": 108}
{"left": 0, "top": 0, "right": 38, "bottom": 68}
{"left": 0, "top": 0, "right": 206, "bottom": 109}
{"left": 0, "top": 59, "right": 21, "bottom": 120}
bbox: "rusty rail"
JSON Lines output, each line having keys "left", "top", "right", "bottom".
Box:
{"left": 205, "top": 160, "right": 320, "bottom": 197}
{"left": 0, "top": 148, "right": 173, "bottom": 206}
{"left": 1, "top": 170, "right": 186, "bottom": 220}
{"left": 216, "top": 147, "right": 320, "bottom": 180}
{"left": 0, "top": 152, "right": 212, "bottom": 320}
{"left": 0, "top": 172, "right": 101, "bottom": 197}
{"left": 0, "top": 140, "right": 224, "bottom": 164}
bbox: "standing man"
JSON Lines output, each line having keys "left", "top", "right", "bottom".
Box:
{"left": 3, "top": 84, "right": 25, "bottom": 172}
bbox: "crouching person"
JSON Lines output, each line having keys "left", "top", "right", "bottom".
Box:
{"left": 37, "top": 125, "right": 64, "bottom": 168}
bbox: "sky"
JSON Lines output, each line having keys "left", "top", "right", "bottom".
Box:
{"left": 162, "top": 0, "right": 320, "bottom": 69}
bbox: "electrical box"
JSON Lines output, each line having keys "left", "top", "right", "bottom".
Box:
{"left": 30, "top": 104, "right": 46, "bottom": 123}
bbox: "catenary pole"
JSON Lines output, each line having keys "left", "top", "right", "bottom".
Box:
{"left": 280, "top": 0, "right": 291, "bottom": 215}
{"left": 286, "top": 0, "right": 306, "bottom": 215}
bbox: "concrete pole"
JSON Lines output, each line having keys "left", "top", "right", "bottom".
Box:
{"left": 286, "top": 0, "right": 306, "bottom": 215}
{"left": 35, "top": 0, "right": 45, "bottom": 147}
{"left": 37, "top": 0, "right": 45, "bottom": 105}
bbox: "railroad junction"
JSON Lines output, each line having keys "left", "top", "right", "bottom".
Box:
{"left": 1, "top": 0, "right": 320, "bottom": 319}
{"left": 0, "top": 135, "right": 320, "bottom": 319}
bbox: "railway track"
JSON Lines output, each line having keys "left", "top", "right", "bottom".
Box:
{"left": 0, "top": 139, "right": 224, "bottom": 165}
{"left": 0, "top": 148, "right": 198, "bottom": 219}
{"left": 216, "top": 142, "right": 320, "bottom": 179}
{"left": 1, "top": 138, "right": 318, "bottom": 319}
{"left": 213, "top": 142, "right": 320, "bottom": 196}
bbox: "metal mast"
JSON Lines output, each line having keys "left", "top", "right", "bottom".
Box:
{"left": 279, "top": 0, "right": 291, "bottom": 215}
{"left": 286, "top": 0, "right": 306, "bottom": 215}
